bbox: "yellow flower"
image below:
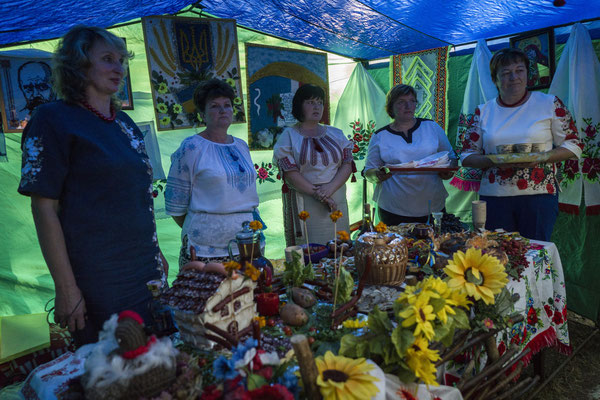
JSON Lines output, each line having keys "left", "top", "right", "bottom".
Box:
{"left": 172, "top": 103, "right": 182, "bottom": 114}
{"left": 342, "top": 318, "right": 367, "bottom": 329}
{"left": 446, "top": 289, "right": 472, "bottom": 310}
{"left": 444, "top": 248, "right": 508, "bottom": 305}
{"left": 399, "top": 296, "right": 436, "bottom": 340}
{"left": 405, "top": 337, "right": 440, "bottom": 386}
{"left": 224, "top": 260, "right": 241, "bottom": 274}
{"left": 157, "top": 82, "right": 168, "bottom": 94}
{"left": 315, "top": 351, "right": 380, "bottom": 400}
{"left": 253, "top": 315, "right": 266, "bottom": 328}
{"left": 233, "top": 96, "right": 242, "bottom": 105}
{"left": 337, "top": 230, "right": 350, "bottom": 242}
{"left": 374, "top": 221, "right": 387, "bottom": 233}
{"left": 244, "top": 262, "right": 260, "bottom": 281}
{"left": 157, "top": 102, "right": 168, "bottom": 113}
{"left": 249, "top": 220, "right": 263, "bottom": 231}
{"left": 226, "top": 78, "right": 236, "bottom": 87}
{"left": 299, "top": 211, "right": 310, "bottom": 221}
{"left": 160, "top": 116, "right": 171, "bottom": 125}
{"left": 330, "top": 210, "right": 343, "bottom": 222}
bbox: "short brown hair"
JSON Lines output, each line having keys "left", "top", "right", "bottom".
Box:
{"left": 53, "top": 25, "right": 131, "bottom": 109}
{"left": 193, "top": 78, "right": 235, "bottom": 113}
{"left": 292, "top": 84, "right": 325, "bottom": 121}
{"left": 490, "top": 48, "right": 530, "bottom": 85}
{"left": 385, "top": 84, "right": 417, "bottom": 118}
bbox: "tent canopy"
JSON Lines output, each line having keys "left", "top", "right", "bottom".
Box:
{"left": 1, "top": 0, "right": 599, "bottom": 59}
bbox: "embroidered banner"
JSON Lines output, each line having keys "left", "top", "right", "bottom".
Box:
{"left": 391, "top": 46, "right": 449, "bottom": 130}
{"left": 142, "top": 16, "right": 245, "bottom": 131}
{"left": 245, "top": 43, "right": 329, "bottom": 150}
{"left": 549, "top": 23, "right": 600, "bottom": 215}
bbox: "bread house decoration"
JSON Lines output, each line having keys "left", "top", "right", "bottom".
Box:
{"left": 162, "top": 269, "right": 257, "bottom": 348}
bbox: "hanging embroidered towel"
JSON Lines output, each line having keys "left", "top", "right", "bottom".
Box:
{"left": 451, "top": 40, "right": 497, "bottom": 191}
{"left": 549, "top": 23, "right": 600, "bottom": 215}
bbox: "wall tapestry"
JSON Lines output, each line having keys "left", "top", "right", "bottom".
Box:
{"left": 0, "top": 49, "right": 56, "bottom": 133}
{"left": 391, "top": 46, "right": 449, "bottom": 130}
{"left": 142, "top": 16, "right": 245, "bottom": 131}
{"left": 245, "top": 43, "right": 329, "bottom": 150}
{"left": 510, "top": 28, "right": 555, "bottom": 90}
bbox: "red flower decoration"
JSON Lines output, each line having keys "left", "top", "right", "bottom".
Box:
{"left": 469, "top": 132, "right": 480, "bottom": 142}
{"left": 585, "top": 124, "right": 597, "bottom": 138}
{"left": 498, "top": 341, "right": 506, "bottom": 356}
{"left": 353, "top": 133, "right": 363, "bottom": 142}
{"left": 527, "top": 307, "right": 538, "bottom": 325}
{"left": 521, "top": 328, "right": 528, "bottom": 344}
{"left": 562, "top": 307, "right": 568, "bottom": 318}
{"left": 555, "top": 107, "right": 566, "bottom": 117}
{"left": 544, "top": 304, "right": 553, "bottom": 317}
{"left": 582, "top": 158, "right": 600, "bottom": 180}
{"left": 200, "top": 385, "right": 223, "bottom": 400}
{"left": 517, "top": 179, "right": 528, "bottom": 190}
{"left": 499, "top": 168, "right": 514, "bottom": 180}
{"left": 531, "top": 168, "right": 545, "bottom": 184}
{"left": 546, "top": 183, "right": 555, "bottom": 194}
{"left": 257, "top": 366, "right": 274, "bottom": 380}
{"left": 488, "top": 172, "right": 496, "bottom": 184}
{"left": 565, "top": 133, "right": 578, "bottom": 141}
{"left": 553, "top": 310, "right": 564, "bottom": 325}
{"left": 248, "top": 384, "right": 294, "bottom": 400}
{"left": 258, "top": 167, "right": 269, "bottom": 180}
{"left": 352, "top": 144, "right": 359, "bottom": 153}
{"left": 569, "top": 119, "right": 578, "bottom": 133}
{"left": 475, "top": 107, "right": 481, "bottom": 115}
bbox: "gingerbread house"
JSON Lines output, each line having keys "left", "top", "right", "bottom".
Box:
{"left": 162, "top": 269, "right": 256, "bottom": 348}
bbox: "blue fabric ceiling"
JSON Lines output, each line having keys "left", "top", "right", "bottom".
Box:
{"left": 1, "top": 0, "right": 599, "bottom": 60}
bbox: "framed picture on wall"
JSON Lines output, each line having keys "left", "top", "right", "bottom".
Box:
{"left": 510, "top": 28, "right": 555, "bottom": 90}
{"left": 117, "top": 38, "right": 134, "bottom": 110}
{"left": 245, "top": 43, "right": 329, "bottom": 150}
{"left": 0, "top": 49, "right": 56, "bottom": 132}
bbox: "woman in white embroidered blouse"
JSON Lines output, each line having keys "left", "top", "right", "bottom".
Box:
{"left": 364, "top": 84, "right": 455, "bottom": 225}
{"left": 461, "top": 48, "right": 583, "bottom": 240}
{"left": 165, "top": 79, "right": 262, "bottom": 265}
{"left": 273, "top": 84, "right": 353, "bottom": 246}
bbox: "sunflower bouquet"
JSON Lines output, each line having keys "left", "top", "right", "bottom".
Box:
{"left": 339, "top": 276, "right": 471, "bottom": 386}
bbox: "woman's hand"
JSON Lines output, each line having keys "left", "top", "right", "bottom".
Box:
{"left": 323, "top": 197, "right": 338, "bottom": 211}
{"left": 438, "top": 171, "right": 455, "bottom": 180}
{"left": 364, "top": 167, "right": 392, "bottom": 183}
{"left": 314, "top": 182, "right": 337, "bottom": 200}
{"left": 462, "top": 154, "right": 494, "bottom": 169}
{"left": 55, "top": 284, "right": 86, "bottom": 332}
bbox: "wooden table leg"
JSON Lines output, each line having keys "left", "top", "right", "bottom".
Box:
{"left": 532, "top": 349, "right": 546, "bottom": 379}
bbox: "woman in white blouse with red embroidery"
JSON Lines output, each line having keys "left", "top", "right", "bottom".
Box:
{"left": 461, "top": 48, "right": 583, "bottom": 241}
{"left": 273, "top": 84, "right": 353, "bottom": 246}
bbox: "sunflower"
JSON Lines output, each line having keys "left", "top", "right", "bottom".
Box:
{"left": 156, "top": 102, "right": 168, "bottom": 113}
{"left": 244, "top": 263, "right": 260, "bottom": 281}
{"left": 446, "top": 289, "right": 472, "bottom": 309}
{"left": 157, "top": 82, "right": 168, "bottom": 94}
{"left": 444, "top": 248, "right": 508, "bottom": 305}
{"left": 315, "top": 351, "right": 380, "bottom": 400}
{"left": 405, "top": 337, "right": 440, "bottom": 386}
{"left": 342, "top": 318, "right": 367, "bottom": 329}
{"left": 159, "top": 116, "right": 171, "bottom": 125}
{"left": 224, "top": 260, "right": 241, "bottom": 274}
{"left": 172, "top": 103, "right": 183, "bottom": 114}
{"left": 398, "top": 295, "right": 436, "bottom": 340}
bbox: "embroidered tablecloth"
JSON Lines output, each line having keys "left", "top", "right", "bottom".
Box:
{"left": 444, "top": 240, "right": 571, "bottom": 385}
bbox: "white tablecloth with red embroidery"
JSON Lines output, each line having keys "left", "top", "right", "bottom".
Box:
{"left": 443, "top": 239, "right": 571, "bottom": 385}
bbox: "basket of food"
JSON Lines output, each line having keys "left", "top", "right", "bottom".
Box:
{"left": 355, "top": 232, "right": 408, "bottom": 285}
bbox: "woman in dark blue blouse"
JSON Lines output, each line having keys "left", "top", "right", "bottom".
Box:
{"left": 18, "top": 26, "right": 167, "bottom": 345}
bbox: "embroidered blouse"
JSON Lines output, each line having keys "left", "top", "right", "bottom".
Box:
{"left": 365, "top": 119, "right": 453, "bottom": 217}
{"left": 272, "top": 125, "right": 353, "bottom": 184}
{"left": 460, "top": 92, "right": 583, "bottom": 197}
{"left": 165, "top": 134, "right": 260, "bottom": 257}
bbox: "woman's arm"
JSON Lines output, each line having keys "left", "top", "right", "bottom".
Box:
{"left": 283, "top": 170, "right": 318, "bottom": 195}
{"left": 315, "top": 162, "right": 352, "bottom": 199}
{"left": 462, "top": 154, "right": 494, "bottom": 169}
{"left": 31, "top": 195, "right": 86, "bottom": 332}
{"left": 364, "top": 167, "right": 392, "bottom": 184}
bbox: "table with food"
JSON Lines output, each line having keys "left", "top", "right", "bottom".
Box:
{"left": 17, "top": 208, "right": 571, "bottom": 400}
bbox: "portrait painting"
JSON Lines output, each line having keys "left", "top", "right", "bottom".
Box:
{"left": 510, "top": 28, "right": 555, "bottom": 90}
{"left": 245, "top": 43, "right": 329, "bottom": 150}
{"left": 142, "top": 16, "right": 245, "bottom": 131}
{"left": 0, "top": 49, "right": 56, "bottom": 132}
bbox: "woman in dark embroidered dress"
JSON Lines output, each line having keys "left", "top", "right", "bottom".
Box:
{"left": 18, "top": 26, "right": 167, "bottom": 346}
{"left": 273, "top": 84, "right": 354, "bottom": 246}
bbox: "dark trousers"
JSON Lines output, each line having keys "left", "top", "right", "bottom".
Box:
{"left": 479, "top": 194, "right": 558, "bottom": 241}
{"left": 378, "top": 207, "right": 446, "bottom": 226}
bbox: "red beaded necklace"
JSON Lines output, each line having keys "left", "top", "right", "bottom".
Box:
{"left": 498, "top": 90, "right": 529, "bottom": 107}
{"left": 80, "top": 99, "right": 116, "bottom": 122}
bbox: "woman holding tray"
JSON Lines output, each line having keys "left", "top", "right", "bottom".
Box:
{"left": 364, "top": 84, "right": 455, "bottom": 225}
{"left": 461, "top": 48, "right": 582, "bottom": 241}
{"left": 273, "top": 84, "right": 353, "bottom": 246}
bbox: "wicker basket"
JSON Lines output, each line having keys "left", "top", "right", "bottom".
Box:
{"left": 355, "top": 232, "right": 408, "bottom": 285}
